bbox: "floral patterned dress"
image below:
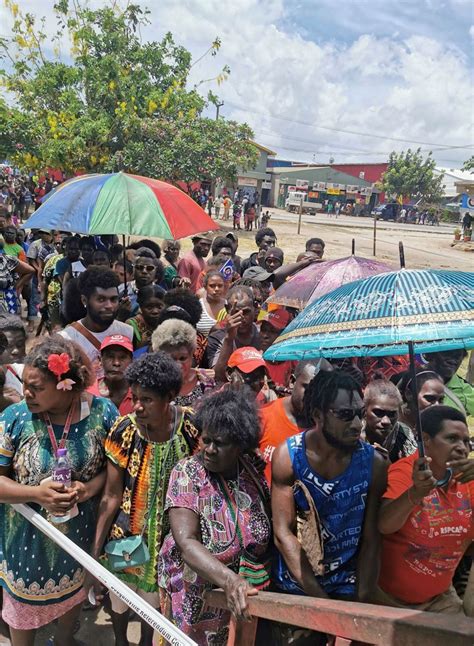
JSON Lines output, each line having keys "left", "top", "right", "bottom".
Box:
{"left": 103, "top": 409, "right": 199, "bottom": 593}
{"left": 158, "top": 454, "right": 271, "bottom": 645}
{"left": 173, "top": 370, "right": 216, "bottom": 408}
{"left": 0, "top": 396, "right": 118, "bottom": 629}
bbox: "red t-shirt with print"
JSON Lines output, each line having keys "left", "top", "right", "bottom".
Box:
{"left": 379, "top": 451, "right": 474, "bottom": 604}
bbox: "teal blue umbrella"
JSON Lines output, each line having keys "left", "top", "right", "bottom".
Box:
{"left": 263, "top": 264, "right": 474, "bottom": 469}
{"left": 263, "top": 268, "right": 474, "bottom": 362}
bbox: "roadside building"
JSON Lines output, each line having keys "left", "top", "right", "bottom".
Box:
{"left": 269, "top": 165, "right": 378, "bottom": 213}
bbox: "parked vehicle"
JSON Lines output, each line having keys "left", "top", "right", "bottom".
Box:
{"left": 285, "top": 191, "right": 320, "bottom": 215}
{"left": 371, "top": 202, "right": 399, "bottom": 221}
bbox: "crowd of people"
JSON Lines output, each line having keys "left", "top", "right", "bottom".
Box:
{"left": 0, "top": 209, "right": 472, "bottom": 646}
{"left": 0, "top": 172, "right": 60, "bottom": 222}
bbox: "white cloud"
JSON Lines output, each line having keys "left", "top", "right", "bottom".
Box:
{"left": 1, "top": 0, "right": 472, "bottom": 167}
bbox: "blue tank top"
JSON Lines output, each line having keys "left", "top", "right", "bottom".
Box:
{"left": 274, "top": 431, "right": 374, "bottom": 597}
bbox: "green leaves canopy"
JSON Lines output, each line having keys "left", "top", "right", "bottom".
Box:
{"left": 0, "top": 1, "right": 258, "bottom": 182}
{"left": 381, "top": 148, "right": 445, "bottom": 204}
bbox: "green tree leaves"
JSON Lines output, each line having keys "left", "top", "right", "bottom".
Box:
{"left": 381, "top": 148, "right": 445, "bottom": 204}
{"left": 0, "top": 1, "right": 257, "bottom": 184}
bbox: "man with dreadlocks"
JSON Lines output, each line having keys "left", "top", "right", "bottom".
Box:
{"left": 272, "top": 370, "right": 387, "bottom": 609}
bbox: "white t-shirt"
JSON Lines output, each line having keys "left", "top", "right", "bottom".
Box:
{"left": 26, "top": 238, "right": 42, "bottom": 260}
{"left": 60, "top": 319, "right": 133, "bottom": 378}
{"left": 197, "top": 298, "right": 217, "bottom": 337}
{"left": 70, "top": 260, "right": 87, "bottom": 278}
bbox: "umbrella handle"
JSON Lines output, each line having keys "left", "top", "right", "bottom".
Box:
{"left": 408, "top": 341, "right": 452, "bottom": 487}
{"left": 122, "top": 234, "right": 127, "bottom": 295}
{"left": 408, "top": 341, "right": 425, "bottom": 461}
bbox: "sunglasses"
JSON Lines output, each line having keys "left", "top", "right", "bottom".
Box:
{"left": 371, "top": 408, "right": 398, "bottom": 421}
{"left": 329, "top": 407, "right": 365, "bottom": 422}
{"left": 135, "top": 264, "right": 155, "bottom": 272}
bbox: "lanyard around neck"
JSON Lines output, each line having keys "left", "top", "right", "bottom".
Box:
{"left": 42, "top": 399, "right": 77, "bottom": 455}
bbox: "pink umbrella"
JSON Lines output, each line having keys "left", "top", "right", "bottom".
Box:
{"left": 267, "top": 255, "right": 394, "bottom": 309}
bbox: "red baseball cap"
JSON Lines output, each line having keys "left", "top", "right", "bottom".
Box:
{"left": 227, "top": 346, "right": 267, "bottom": 374}
{"left": 100, "top": 334, "right": 133, "bottom": 354}
{"left": 263, "top": 308, "right": 292, "bottom": 331}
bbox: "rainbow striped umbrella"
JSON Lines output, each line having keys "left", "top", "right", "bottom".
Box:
{"left": 26, "top": 172, "right": 219, "bottom": 239}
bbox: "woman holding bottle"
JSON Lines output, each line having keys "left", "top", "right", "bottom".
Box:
{"left": 0, "top": 335, "right": 118, "bottom": 646}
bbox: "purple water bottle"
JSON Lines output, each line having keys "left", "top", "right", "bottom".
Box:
{"left": 50, "top": 448, "right": 72, "bottom": 524}
{"left": 52, "top": 448, "right": 72, "bottom": 488}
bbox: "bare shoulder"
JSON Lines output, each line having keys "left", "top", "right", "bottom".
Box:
{"left": 370, "top": 449, "right": 389, "bottom": 492}
{"left": 271, "top": 441, "right": 294, "bottom": 486}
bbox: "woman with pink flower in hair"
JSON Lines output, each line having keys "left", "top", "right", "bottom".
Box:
{"left": 0, "top": 335, "right": 118, "bottom": 646}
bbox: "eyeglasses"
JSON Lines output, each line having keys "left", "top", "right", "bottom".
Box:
{"left": 135, "top": 264, "right": 155, "bottom": 272}
{"left": 329, "top": 407, "right": 365, "bottom": 422}
{"left": 371, "top": 408, "right": 398, "bottom": 421}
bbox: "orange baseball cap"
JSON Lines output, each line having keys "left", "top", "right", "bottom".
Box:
{"left": 100, "top": 334, "right": 133, "bottom": 354}
{"left": 227, "top": 346, "right": 267, "bottom": 373}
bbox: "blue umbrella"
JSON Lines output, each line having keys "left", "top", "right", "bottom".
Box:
{"left": 264, "top": 265, "right": 474, "bottom": 470}
{"left": 263, "top": 269, "right": 474, "bottom": 362}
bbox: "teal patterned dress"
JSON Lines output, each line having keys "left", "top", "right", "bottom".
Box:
{"left": 0, "top": 396, "right": 118, "bottom": 607}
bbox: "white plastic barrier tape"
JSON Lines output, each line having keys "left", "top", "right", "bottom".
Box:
{"left": 12, "top": 504, "right": 197, "bottom": 646}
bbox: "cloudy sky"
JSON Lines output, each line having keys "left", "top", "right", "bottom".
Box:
{"left": 2, "top": 0, "right": 473, "bottom": 168}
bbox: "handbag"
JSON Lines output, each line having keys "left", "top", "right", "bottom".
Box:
{"left": 104, "top": 534, "right": 150, "bottom": 572}
{"left": 293, "top": 479, "right": 325, "bottom": 577}
{"left": 104, "top": 408, "right": 178, "bottom": 572}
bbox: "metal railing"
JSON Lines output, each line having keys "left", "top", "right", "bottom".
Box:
{"left": 205, "top": 589, "right": 474, "bottom": 646}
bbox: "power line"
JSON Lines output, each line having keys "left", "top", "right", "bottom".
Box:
{"left": 254, "top": 129, "right": 473, "bottom": 156}
{"left": 226, "top": 100, "right": 472, "bottom": 149}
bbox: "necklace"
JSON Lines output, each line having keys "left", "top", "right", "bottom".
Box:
{"left": 140, "top": 406, "right": 179, "bottom": 537}
{"left": 216, "top": 469, "right": 242, "bottom": 551}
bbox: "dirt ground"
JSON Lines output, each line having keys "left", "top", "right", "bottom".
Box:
{"left": 207, "top": 208, "right": 472, "bottom": 271}
{"left": 2, "top": 210, "right": 472, "bottom": 645}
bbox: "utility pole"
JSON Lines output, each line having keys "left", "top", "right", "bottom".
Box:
{"left": 215, "top": 101, "right": 224, "bottom": 120}
{"left": 373, "top": 212, "right": 377, "bottom": 256}
{"left": 297, "top": 194, "right": 303, "bottom": 235}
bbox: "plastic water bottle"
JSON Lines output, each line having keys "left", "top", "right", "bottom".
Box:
{"left": 50, "top": 448, "right": 73, "bottom": 524}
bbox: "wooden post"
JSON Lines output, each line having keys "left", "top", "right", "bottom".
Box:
{"left": 227, "top": 616, "right": 258, "bottom": 646}
{"left": 373, "top": 213, "right": 377, "bottom": 256}
{"left": 297, "top": 195, "right": 303, "bottom": 235}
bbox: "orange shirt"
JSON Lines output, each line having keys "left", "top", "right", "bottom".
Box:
{"left": 259, "top": 397, "right": 300, "bottom": 483}
{"left": 379, "top": 452, "right": 474, "bottom": 604}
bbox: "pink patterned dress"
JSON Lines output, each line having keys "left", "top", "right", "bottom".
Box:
{"left": 158, "top": 454, "right": 271, "bottom": 645}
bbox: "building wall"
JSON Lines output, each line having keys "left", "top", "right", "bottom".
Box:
{"left": 253, "top": 150, "right": 269, "bottom": 174}
{"left": 331, "top": 163, "right": 388, "bottom": 184}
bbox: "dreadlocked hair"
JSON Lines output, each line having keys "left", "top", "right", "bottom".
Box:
{"left": 303, "top": 369, "right": 362, "bottom": 427}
